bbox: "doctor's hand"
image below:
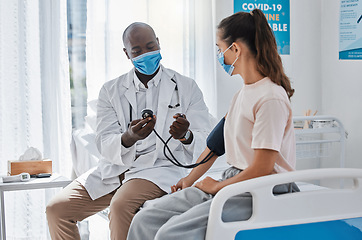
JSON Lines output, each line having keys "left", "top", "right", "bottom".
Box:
{"left": 171, "top": 177, "right": 194, "bottom": 193}
{"left": 195, "top": 177, "right": 220, "bottom": 195}
{"left": 169, "top": 114, "right": 191, "bottom": 141}
{"left": 121, "top": 116, "right": 156, "bottom": 148}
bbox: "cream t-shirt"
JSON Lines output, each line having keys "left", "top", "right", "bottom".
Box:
{"left": 224, "top": 77, "right": 296, "bottom": 173}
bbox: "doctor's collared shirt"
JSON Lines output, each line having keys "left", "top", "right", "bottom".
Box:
{"left": 132, "top": 68, "right": 161, "bottom": 160}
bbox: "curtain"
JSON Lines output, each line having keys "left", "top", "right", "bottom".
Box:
{"left": 0, "top": 0, "right": 71, "bottom": 238}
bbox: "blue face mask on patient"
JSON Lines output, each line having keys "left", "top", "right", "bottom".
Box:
{"left": 132, "top": 50, "right": 162, "bottom": 75}
{"left": 217, "top": 45, "right": 238, "bottom": 75}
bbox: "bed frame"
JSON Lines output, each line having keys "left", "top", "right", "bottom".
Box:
{"left": 206, "top": 168, "right": 362, "bottom": 240}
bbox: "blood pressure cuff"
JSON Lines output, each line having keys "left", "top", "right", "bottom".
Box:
{"left": 206, "top": 117, "right": 225, "bottom": 156}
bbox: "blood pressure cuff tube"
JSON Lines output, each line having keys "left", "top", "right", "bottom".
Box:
{"left": 206, "top": 117, "right": 225, "bottom": 156}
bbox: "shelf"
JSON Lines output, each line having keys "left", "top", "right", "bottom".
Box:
{"left": 295, "top": 127, "right": 341, "bottom": 135}
{"left": 292, "top": 116, "right": 346, "bottom": 168}
{"left": 295, "top": 139, "right": 341, "bottom": 145}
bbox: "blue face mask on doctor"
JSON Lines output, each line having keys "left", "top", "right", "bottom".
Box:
{"left": 132, "top": 50, "right": 162, "bottom": 75}
{"left": 217, "top": 44, "right": 238, "bottom": 75}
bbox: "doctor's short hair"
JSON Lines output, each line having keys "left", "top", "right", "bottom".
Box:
{"left": 122, "top": 22, "right": 156, "bottom": 45}
{"left": 218, "top": 9, "right": 294, "bottom": 99}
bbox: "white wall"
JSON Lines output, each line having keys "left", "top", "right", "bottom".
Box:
{"left": 321, "top": 0, "right": 362, "bottom": 168}
{"left": 214, "top": 0, "right": 244, "bottom": 119}
{"left": 213, "top": 0, "right": 362, "bottom": 168}
{"left": 287, "top": 0, "right": 322, "bottom": 116}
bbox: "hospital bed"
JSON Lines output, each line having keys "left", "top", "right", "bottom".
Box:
{"left": 206, "top": 168, "right": 362, "bottom": 240}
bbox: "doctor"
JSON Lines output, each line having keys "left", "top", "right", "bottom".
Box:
{"left": 46, "top": 22, "right": 211, "bottom": 240}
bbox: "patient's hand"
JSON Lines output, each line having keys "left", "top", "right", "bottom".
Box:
{"left": 195, "top": 177, "right": 220, "bottom": 195}
{"left": 171, "top": 177, "right": 193, "bottom": 193}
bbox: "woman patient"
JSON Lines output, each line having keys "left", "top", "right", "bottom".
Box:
{"left": 127, "top": 9, "right": 298, "bottom": 240}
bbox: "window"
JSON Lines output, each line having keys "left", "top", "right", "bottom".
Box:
{"left": 67, "top": 0, "right": 87, "bottom": 129}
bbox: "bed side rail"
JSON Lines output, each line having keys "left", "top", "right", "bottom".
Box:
{"left": 206, "top": 168, "right": 362, "bottom": 240}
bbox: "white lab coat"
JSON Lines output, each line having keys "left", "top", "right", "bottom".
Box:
{"left": 77, "top": 65, "right": 211, "bottom": 200}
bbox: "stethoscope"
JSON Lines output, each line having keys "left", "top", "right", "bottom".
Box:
{"left": 127, "top": 77, "right": 214, "bottom": 168}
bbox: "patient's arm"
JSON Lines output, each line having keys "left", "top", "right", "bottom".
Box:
{"left": 171, "top": 147, "right": 218, "bottom": 192}
{"left": 195, "top": 148, "right": 277, "bottom": 195}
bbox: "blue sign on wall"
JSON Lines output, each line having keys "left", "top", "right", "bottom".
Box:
{"left": 339, "top": 0, "right": 362, "bottom": 60}
{"left": 234, "top": 0, "right": 290, "bottom": 55}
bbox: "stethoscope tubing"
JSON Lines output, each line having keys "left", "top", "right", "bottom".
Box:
{"left": 153, "top": 129, "right": 215, "bottom": 168}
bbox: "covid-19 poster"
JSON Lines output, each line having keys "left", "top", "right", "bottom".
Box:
{"left": 339, "top": 0, "right": 362, "bottom": 60}
{"left": 234, "top": 0, "right": 290, "bottom": 55}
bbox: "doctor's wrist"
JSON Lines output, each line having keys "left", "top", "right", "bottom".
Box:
{"left": 179, "top": 129, "right": 193, "bottom": 145}
{"left": 121, "top": 131, "right": 137, "bottom": 148}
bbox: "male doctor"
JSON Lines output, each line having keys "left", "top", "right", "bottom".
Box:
{"left": 46, "top": 22, "right": 211, "bottom": 240}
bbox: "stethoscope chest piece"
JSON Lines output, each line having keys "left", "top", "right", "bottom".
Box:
{"left": 141, "top": 109, "right": 154, "bottom": 119}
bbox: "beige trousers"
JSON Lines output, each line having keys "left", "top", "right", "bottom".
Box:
{"left": 46, "top": 175, "right": 166, "bottom": 240}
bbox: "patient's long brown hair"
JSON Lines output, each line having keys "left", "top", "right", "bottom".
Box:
{"left": 218, "top": 9, "right": 294, "bottom": 99}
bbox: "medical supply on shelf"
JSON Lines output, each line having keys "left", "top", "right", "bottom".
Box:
{"left": 293, "top": 116, "right": 346, "bottom": 168}
{"left": 1, "top": 173, "right": 30, "bottom": 183}
{"left": 7, "top": 147, "right": 52, "bottom": 175}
